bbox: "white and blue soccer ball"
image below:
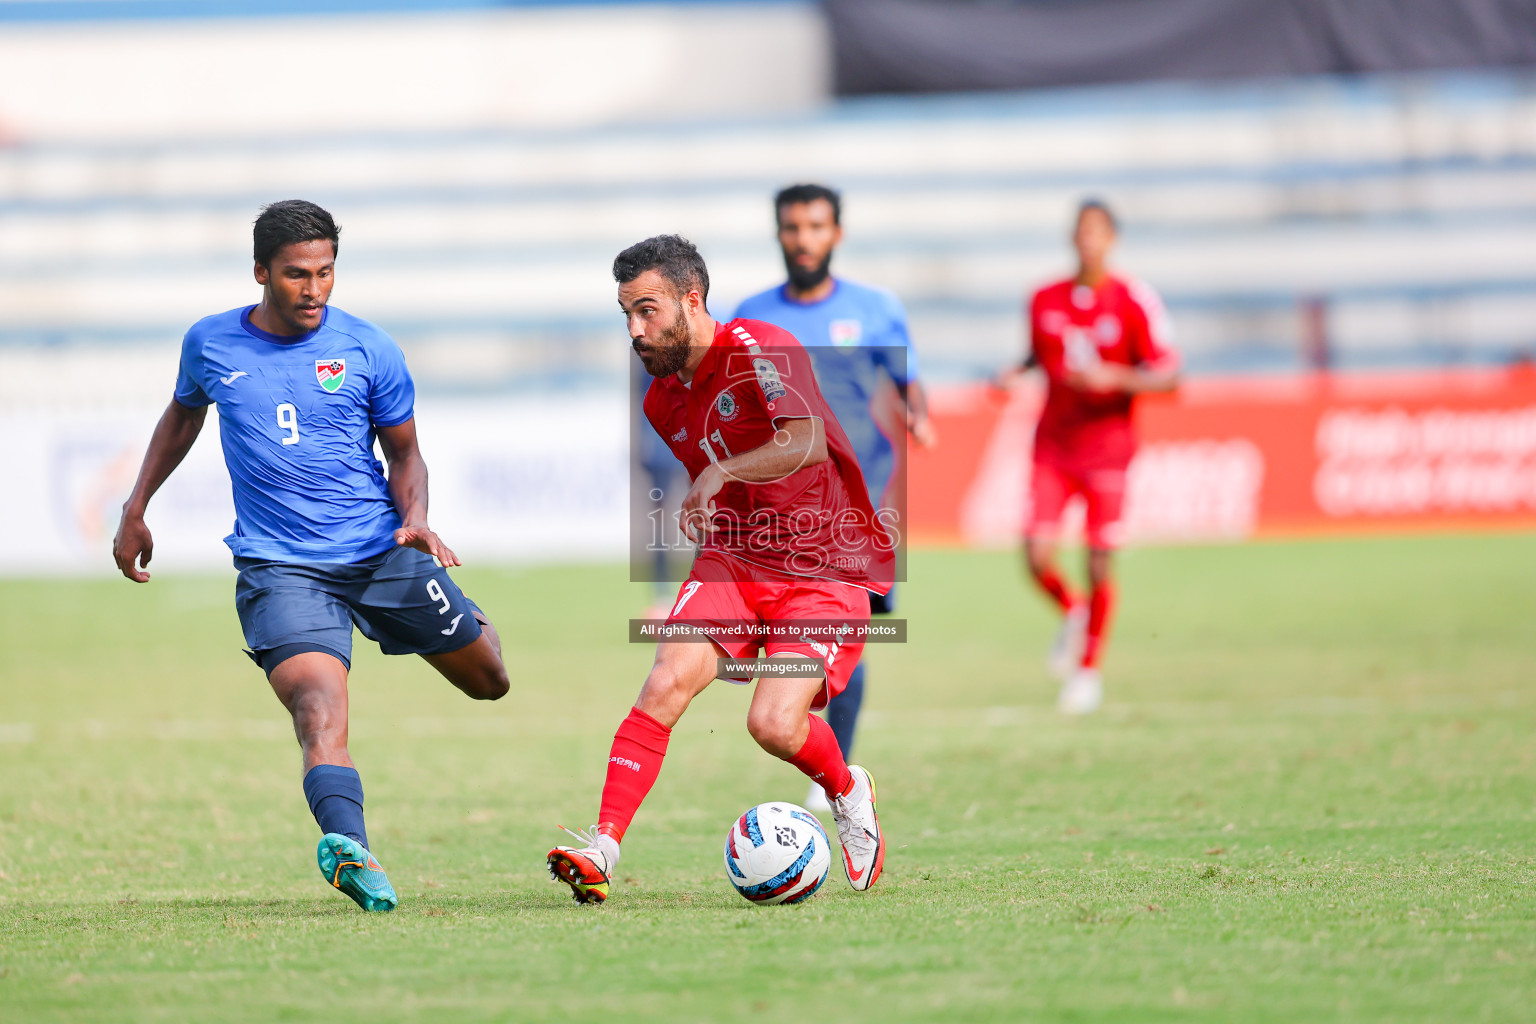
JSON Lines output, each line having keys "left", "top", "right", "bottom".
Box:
{"left": 724, "top": 802, "right": 831, "bottom": 905}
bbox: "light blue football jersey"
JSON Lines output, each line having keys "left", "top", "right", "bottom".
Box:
{"left": 174, "top": 305, "right": 414, "bottom": 563}
{"left": 731, "top": 279, "right": 920, "bottom": 504}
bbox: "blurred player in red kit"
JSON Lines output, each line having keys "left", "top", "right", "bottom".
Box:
{"left": 547, "top": 235, "right": 893, "bottom": 903}
{"left": 1001, "top": 199, "right": 1178, "bottom": 714}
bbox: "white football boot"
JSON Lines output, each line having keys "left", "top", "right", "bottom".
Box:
{"left": 802, "top": 781, "right": 832, "bottom": 814}
{"left": 830, "top": 765, "right": 885, "bottom": 891}
{"left": 1057, "top": 666, "right": 1103, "bottom": 715}
{"left": 547, "top": 825, "right": 618, "bottom": 904}
{"left": 1048, "top": 604, "right": 1089, "bottom": 679}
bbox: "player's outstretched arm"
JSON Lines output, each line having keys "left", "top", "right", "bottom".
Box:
{"left": 898, "top": 379, "right": 937, "bottom": 448}
{"left": 992, "top": 348, "right": 1040, "bottom": 392}
{"left": 1127, "top": 361, "right": 1181, "bottom": 394}
{"left": 113, "top": 400, "right": 208, "bottom": 582}
{"left": 376, "top": 418, "right": 461, "bottom": 567}
{"left": 680, "top": 417, "right": 827, "bottom": 543}
{"left": 1066, "top": 360, "right": 1180, "bottom": 395}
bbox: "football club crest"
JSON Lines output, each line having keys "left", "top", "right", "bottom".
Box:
{"left": 715, "top": 389, "right": 739, "bottom": 421}
{"left": 829, "top": 319, "right": 863, "bottom": 348}
{"left": 315, "top": 359, "right": 345, "bottom": 393}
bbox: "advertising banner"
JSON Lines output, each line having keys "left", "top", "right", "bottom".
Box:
{"left": 10, "top": 370, "right": 1531, "bottom": 576}
{"left": 909, "top": 368, "right": 1536, "bottom": 546}
{"left": 0, "top": 394, "right": 627, "bottom": 576}
{"left": 828, "top": 0, "right": 1536, "bottom": 96}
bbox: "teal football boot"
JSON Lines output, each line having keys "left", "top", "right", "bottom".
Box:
{"left": 316, "top": 833, "right": 398, "bottom": 912}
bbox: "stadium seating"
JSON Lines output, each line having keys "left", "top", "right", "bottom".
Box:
{"left": 3, "top": 70, "right": 1536, "bottom": 396}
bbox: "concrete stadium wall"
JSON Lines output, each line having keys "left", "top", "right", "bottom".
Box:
{"left": 0, "top": 3, "right": 828, "bottom": 142}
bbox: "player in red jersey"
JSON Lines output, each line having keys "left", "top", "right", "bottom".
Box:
{"left": 547, "top": 235, "right": 892, "bottom": 903}
{"left": 1003, "top": 199, "right": 1178, "bottom": 714}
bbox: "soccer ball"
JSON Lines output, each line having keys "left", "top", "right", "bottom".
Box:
{"left": 724, "top": 802, "right": 831, "bottom": 905}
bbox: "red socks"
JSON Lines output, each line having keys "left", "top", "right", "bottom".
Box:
{"left": 597, "top": 708, "right": 854, "bottom": 841}
{"left": 596, "top": 707, "right": 672, "bottom": 843}
{"left": 1081, "top": 581, "right": 1116, "bottom": 669}
{"left": 1034, "top": 567, "right": 1078, "bottom": 613}
{"left": 787, "top": 714, "right": 853, "bottom": 800}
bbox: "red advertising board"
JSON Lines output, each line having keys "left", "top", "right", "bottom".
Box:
{"left": 906, "top": 368, "right": 1536, "bottom": 545}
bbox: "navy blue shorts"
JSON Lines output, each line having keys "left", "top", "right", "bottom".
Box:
{"left": 869, "top": 583, "right": 897, "bottom": 617}
{"left": 235, "top": 545, "right": 484, "bottom": 675}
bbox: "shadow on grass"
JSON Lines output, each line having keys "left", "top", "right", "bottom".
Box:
{"left": 2, "top": 885, "right": 802, "bottom": 933}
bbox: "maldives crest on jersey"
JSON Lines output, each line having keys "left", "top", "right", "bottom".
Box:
{"left": 829, "top": 319, "right": 863, "bottom": 348}
{"left": 315, "top": 359, "right": 346, "bottom": 393}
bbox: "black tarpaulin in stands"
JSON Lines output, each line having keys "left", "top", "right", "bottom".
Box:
{"left": 826, "top": 0, "right": 1536, "bottom": 95}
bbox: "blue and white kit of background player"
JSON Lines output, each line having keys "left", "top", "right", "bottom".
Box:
{"left": 175, "top": 303, "right": 483, "bottom": 908}
{"left": 732, "top": 279, "right": 919, "bottom": 776}
{"left": 734, "top": 280, "right": 918, "bottom": 518}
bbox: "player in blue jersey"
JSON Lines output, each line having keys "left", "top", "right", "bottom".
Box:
{"left": 733, "top": 183, "right": 934, "bottom": 811}
{"left": 111, "top": 201, "right": 510, "bottom": 912}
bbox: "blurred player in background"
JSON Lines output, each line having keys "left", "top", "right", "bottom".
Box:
{"left": 547, "top": 235, "right": 891, "bottom": 904}
{"left": 733, "top": 183, "right": 934, "bottom": 811}
{"left": 112, "top": 201, "right": 509, "bottom": 912}
{"left": 1001, "top": 199, "right": 1178, "bottom": 714}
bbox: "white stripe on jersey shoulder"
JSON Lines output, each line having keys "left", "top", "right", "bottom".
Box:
{"left": 730, "top": 323, "right": 762, "bottom": 354}
{"left": 1123, "top": 276, "right": 1175, "bottom": 345}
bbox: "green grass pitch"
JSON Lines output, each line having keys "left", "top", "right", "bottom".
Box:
{"left": 1, "top": 534, "right": 1534, "bottom": 1022}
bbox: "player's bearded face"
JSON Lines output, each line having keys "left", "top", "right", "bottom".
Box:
{"left": 777, "top": 199, "right": 839, "bottom": 293}
{"left": 632, "top": 300, "right": 693, "bottom": 378}
{"left": 783, "top": 248, "right": 833, "bottom": 292}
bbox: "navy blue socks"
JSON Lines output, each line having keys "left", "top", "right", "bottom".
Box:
{"left": 302, "top": 764, "right": 369, "bottom": 851}
{"left": 826, "top": 662, "right": 865, "bottom": 760}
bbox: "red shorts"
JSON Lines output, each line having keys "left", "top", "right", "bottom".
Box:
{"left": 1026, "top": 457, "right": 1128, "bottom": 550}
{"left": 665, "top": 551, "right": 869, "bottom": 710}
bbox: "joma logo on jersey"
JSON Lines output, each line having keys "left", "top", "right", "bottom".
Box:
{"left": 315, "top": 359, "right": 346, "bottom": 393}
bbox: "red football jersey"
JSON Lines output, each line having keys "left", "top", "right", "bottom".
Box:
{"left": 644, "top": 318, "right": 894, "bottom": 593}
{"left": 1029, "top": 274, "right": 1177, "bottom": 468}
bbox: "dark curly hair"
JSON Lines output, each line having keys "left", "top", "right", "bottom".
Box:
{"left": 612, "top": 234, "right": 709, "bottom": 306}
{"left": 774, "top": 182, "right": 841, "bottom": 226}
{"left": 1076, "top": 197, "right": 1118, "bottom": 232}
{"left": 253, "top": 200, "right": 340, "bottom": 267}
